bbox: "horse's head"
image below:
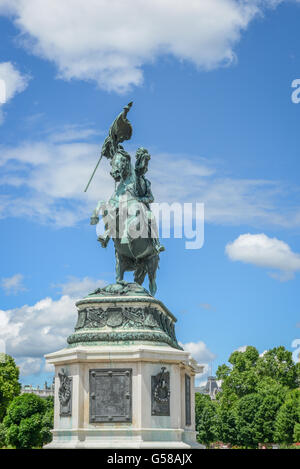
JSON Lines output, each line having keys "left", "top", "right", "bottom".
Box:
{"left": 110, "top": 149, "right": 131, "bottom": 181}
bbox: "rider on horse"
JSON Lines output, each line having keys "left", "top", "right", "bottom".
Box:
{"left": 89, "top": 103, "right": 164, "bottom": 296}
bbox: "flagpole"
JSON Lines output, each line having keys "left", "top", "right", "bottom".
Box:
{"left": 84, "top": 154, "right": 103, "bottom": 192}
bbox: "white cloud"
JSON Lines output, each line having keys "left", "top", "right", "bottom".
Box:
{"left": 48, "top": 124, "right": 100, "bottom": 144}
{"left": 0, "top": 276, "right": 107, "bottom": 377}
{"left": 0, "top": 128, "right": 113, "bottom": 226}
{"left": 44, "top": 361, "right": 54, "bottom": 373}
{"left": 1, "top": 273, "right": 27, "bottom": 295}
{"left": 17, "top": 357, "right": 43, "bottom": 376}
{"left": 0, "top": 295, "right": 76, "bottom": 360}
{"left": 180, "top": 340, "right": 216, "bottom": 386}
{"left": 180, "top": 340, "right": 216, "bottom": 364}
{"left": 0, "top": 62, "right": 29, "bottom": 101}
{"left": 152, "top": 159, "right": 300, "bottom": 229}
{"left": 196, "top": 378, "right": 208, "bottom": 388}
{"left": 56, "top": 276, "right": 107, "bottom": 298}
{"left": 1, "top": 129, "right": 300, "bottom": 229}
{"left": 0, "top": 61, "right": 29, "bottom": 122}
{"left": 226, "top": 233, "right": 300, "bottom": 281}
{"left": 235, "top": 345, "right": 248, "bottom": 352}
{"left": 0, "top": 0, "right": 287, "bottom": 93}
{"left": 0, "top": 309, "right": 22, "bottom": 338}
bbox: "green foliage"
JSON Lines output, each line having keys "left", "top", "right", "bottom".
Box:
{"left": 213, "top": 377, "right": 286, "bottom": 447}
{"left": 6, "top": 414, "right": 44, "bottom": 449}
{"left": 296, "top": 362, "right": 300, "bottom": 387}
{"left": 216, "top": 364, "right": 230, "bottom": 381}
{"left": 274, "top": 389, "right": 300, "bottom": 445}
{"left": 45, "top": 395, "right": 54, "bottom": 408}
{"left": 40, "top": 398, "right": 54, "bottom": 446}
{"left": 218, "top": 346, "right": 259, "bottom": 399}
{"left": 0, "top": 422, "right": 6, "bottom": 448}
{"left": 256, "top": 347, "right": 299, "bottom": 389}
{"left": 0, "top": 355, "right": 21, "bottom": 421}
{"left": 229, "top": 346, "right": 259, "bottom": 369}
{"left": 195, "top": 345, "right": 300, "bottom": 448}
{"left": 3, "top": 393, "right": 54, "bottom": 449}
{"left": 214, "top": 405, "right": 237, "bottom": 445}
{"left": 293, "top": 423, "right": 300, "bottom": 443}
{"left": 195, "top": 393, "right": 217, "bottom": 447}
{"left": 254, "top": 378, "right": 288, "bottom": 444}
{"left": 195, "top": 393, "right": 211, "bottom": 424}
{"left": 234, "top": 393, "right": 263, "bottom": 448}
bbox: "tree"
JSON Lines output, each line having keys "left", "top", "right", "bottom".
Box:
{"left": 0, "top": 423, "right": 6, "bottom": 448}
{"left": 195, "top": 393, "right": 211, "bottom": 428}
{"left": 274, "top": 389, "right": 300, "bottom": 445}
{"left": 293, "top": 423, "right": 300, "bottom": 443}
{"left": 40, "top": 396, "right": 54, "bottom": 445}
{"left": 195, "top": 393, "right": 217, "bottom": 447}
{"left": 256, "top": 347, "right": 299, "bottom": 389}
{"left": 214, "top": 345, "right": 298, "bottom": 447}
{"left": 214, "top": 377, "right": 287, "bottom": 448}
{"left": 254, "top": 377, "right": 288, "bottom": 444}
{"left": 3, "top": 393, "right": 53, "bottom": 449}
{"left": 234, "top": 393, "right": 263, "bottom": 448}
{"left": 217, "top": 346, "right": 259, "bottom": 399}
{"left": 0, "top": 355, "right": 21, "bottom": 421}
{"left": 215, "top": 405, "right": 237, "bottom": 446}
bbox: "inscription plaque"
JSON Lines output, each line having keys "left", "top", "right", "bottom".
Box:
{"left": 185, "top": 374, "right": 191, "bottom": 425}
{"left": 151, "top": 367, "right": 170, "bottom": 416}
{"left": 89, "top": 369, "right": 132, "bottom": 423}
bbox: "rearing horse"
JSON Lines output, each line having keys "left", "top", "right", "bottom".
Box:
{"left": 91, "top": 149, "right": 161, "bottom": 296}
{"left": 89, "top": 103, "right": 164, "bottom": 296}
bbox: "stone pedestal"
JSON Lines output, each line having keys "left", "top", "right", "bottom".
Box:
{"left": 44, "top": 284, "right": 204, "bottom": 449}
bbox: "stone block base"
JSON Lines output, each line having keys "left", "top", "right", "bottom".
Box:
{"left": 44, "top": 344, "right": 204, "bottom": 449}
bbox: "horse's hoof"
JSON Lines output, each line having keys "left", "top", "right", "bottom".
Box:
{"left": 97, "top": 235, "right": 109, "bottom": 248}
{"left": 90, "top": 217, "right": 99, "bottom": 225}
{"left": 116, "top": 280, "right": 127, "bottom": 285}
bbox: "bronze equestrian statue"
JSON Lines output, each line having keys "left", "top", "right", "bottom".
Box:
{"left": 89, "top": 103, "right": 164, "bottom": 296}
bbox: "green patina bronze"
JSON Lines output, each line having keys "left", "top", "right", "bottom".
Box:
{"left": 88, "top": 102, "right": 164, "bottom": 297}
{"left": 67, "top": 292, "right": 181, "bottom": 350}
{"left": 88, "top": 281, "right": 152, "bottom": 298}
{"left": 69, "top": 104, "right": 181, "bottom": 350}
{"left": 67, "top": 332, "right": 181, "bottom": 350}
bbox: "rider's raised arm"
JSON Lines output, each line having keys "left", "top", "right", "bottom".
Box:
{"left": 101, "top": 135, "right": 115, "bottom": 159}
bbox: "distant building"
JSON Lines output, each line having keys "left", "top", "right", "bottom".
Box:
{"left": 21, "top": 379, "right": 54, "bottom": 399}
{"left": 195, "top": 376, "right": 221, "bottom": 400}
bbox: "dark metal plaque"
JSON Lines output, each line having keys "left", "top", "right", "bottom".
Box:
{"left": 151, "top": 367, "right": 170, "bottom": 416}
{"left": 89, "top": 369, "right": 132, "bottom": 423}
{"left": 185, "top": 374, "right": 191, "bottom": 426}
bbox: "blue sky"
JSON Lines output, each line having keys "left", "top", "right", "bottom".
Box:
{"left": 0, "top": 0, "right": 300, "bottom": 386}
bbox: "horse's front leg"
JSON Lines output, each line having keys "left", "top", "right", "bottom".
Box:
{"left": 115, "top": 250, "right": 126, "bottom": 284}
{"left": 146, "top": 255, "right": 159, "bottom": 296}
{"left": 90, "top": 200, "right": 105, "bottom": 225}
{"left": 90, "top": 200, "right": 111, "bottom": 248}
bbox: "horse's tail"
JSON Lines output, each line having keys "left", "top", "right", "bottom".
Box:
{"left": 134, "top": 262, "right": 147, "bottom": 285}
